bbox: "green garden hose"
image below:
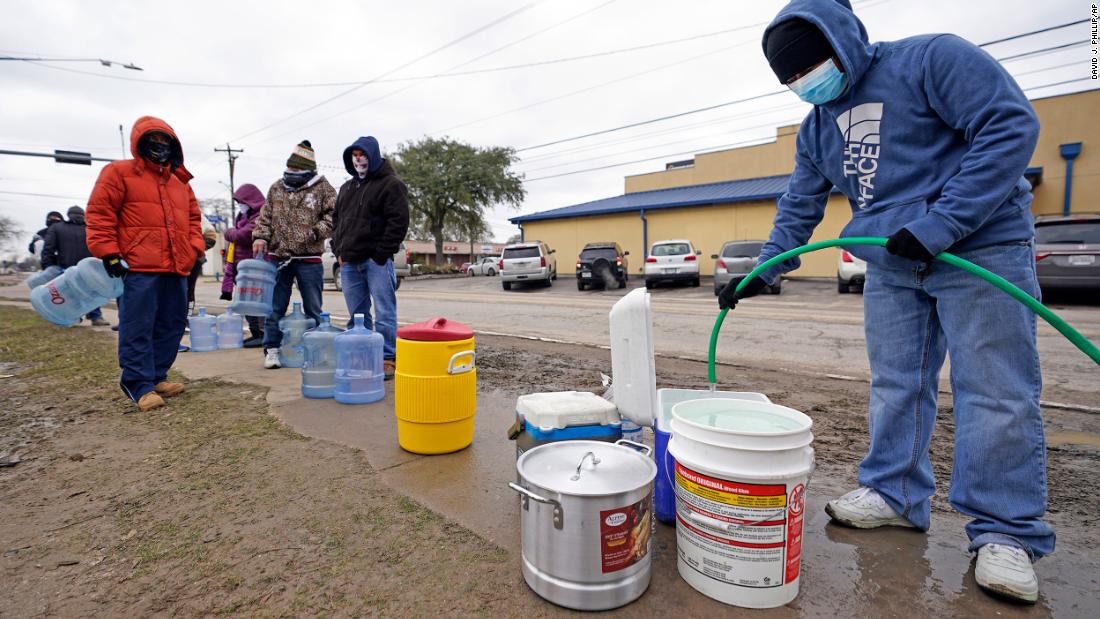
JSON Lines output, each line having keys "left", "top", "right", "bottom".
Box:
{"left": 707, "top": 236, "right": 1100, "bottom": 385}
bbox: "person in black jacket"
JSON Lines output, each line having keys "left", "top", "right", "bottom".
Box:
{"left": 332, "top": 136, "right": 410, "bottom": 379}
{"left": 42, "top": 206, "right": 110, "bottom": 326}
{"left": 28, "top": 210, "right": 64, "bottom": 256}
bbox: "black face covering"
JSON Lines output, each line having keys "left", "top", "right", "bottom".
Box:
{"left": 283, "top": 169, "right": 316, "bottom": 189}
{"left": 139, "top": 137, "right": 173, "bottom": 165}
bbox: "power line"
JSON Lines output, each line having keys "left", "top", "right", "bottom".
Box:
{"left": 974, "top": 19, "right": 1086, "bottom": 47}
{"left": 997, "top": 41, "right": 1088, "bottom": 63}
{"left": 227, "top": 0, "right": 546, "bottom": 144}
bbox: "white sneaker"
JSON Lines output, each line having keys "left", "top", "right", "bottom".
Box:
{"left": 975, "top": 544, "right": 1039, "bottom": 603}
{"left": 264, "top": 348, "right": 281, "bottom": 369}
{"left": 825, "top": 487, "right": 916, "bottom": 529}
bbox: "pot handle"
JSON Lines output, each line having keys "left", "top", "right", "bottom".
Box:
{"left": 615, "top": 439, "right": 652, "bottom": 458}
{"left": 508, "top": 482, "right": 563, "bottom": 530}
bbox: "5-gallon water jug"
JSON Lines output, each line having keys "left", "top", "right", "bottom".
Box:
{"left": 334, "top": 313, "right": 385, "bottom": 404}
{"left": 26, "top": 265, "right": 63, "bottom": 289}
{"left": 189, "top": 308, "right": 219, "bottom": 352}
{"left": 217, "top": 310, "right": 244, "bottom": 349}
{"left": 301, "top": 312, "right": 344, "bottom": 399}
{"left": 278, "top": 301, "right": 316, "bottom": 368}
{"left": 229, "top": 258, "right": 277, "bottom": 316}
{"left": 30, "top": 257, "right": 123, "bottom": 327}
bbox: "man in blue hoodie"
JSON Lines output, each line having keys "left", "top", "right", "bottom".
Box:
{"left": 720, "top": 0, "right": 1048, "bottom": 603}
{"left": 332, "top": 136, "right": 410, "bottom": 380}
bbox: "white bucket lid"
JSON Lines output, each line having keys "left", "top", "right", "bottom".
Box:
{"left": 516, "top": 391, "right": 620, "bottom": 431}
{"left": 670, "top": 398, "right": 813, "bottom": 451}
{"left": 608, "top": 288, "right": 657, "bottom": 428}
{"left": 517, "top": 440, "right": 656, "bottom": 496}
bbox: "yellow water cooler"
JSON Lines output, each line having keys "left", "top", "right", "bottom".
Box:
{"left": 395, "top": 317, "right": 476, "bottom": 454}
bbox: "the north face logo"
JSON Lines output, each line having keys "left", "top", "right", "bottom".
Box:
{"left": 837, "top": 102, "right": 883, "bottom": 209}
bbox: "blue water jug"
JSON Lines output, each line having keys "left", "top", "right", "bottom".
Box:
{"left": 301, "top": 312, "right": 343, "bottom": 399}
{"left": 26, "top": 265, "right": 63, "bottom": 289}
{"left": 334, "top": 313, "right": 385, "bottom": 405}
{"left": 217, "top": 310, "right": 244, "bottom": 349}
{"left": 30, "top": 257, "right": 123, "bottom": 327}
{"left": 229, "top": 258, "right": 277, "bottom": 316}
{"left": 278, "top": 301, "right": 316, "bottom": 368}
{"left": 189, "top": 308, "right": 219, "bottom": 352}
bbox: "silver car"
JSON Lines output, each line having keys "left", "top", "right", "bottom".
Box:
{"left": 712, "top": 240, "right": 781, "bottom": 295}
{"left": 466, "top": 256, "right": 499, "bottom": 276}
{"left": 1034, "top": 214, "right": 1100, "bottom": 291}
{"left": 500, "top": 241, "right": 557, "bottom": 290}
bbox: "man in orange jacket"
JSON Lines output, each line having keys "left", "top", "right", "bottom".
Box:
{"left": 86, "top": 116, "right": 206, "bottom": 412}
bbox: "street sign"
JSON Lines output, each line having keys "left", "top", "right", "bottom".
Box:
{"left": 53, "top": 150, "right": 92, "bottom": 165}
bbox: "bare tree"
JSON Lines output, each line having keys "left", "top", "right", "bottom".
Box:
{"left": 0, "top": 214, "right": 22, "bottom": 252}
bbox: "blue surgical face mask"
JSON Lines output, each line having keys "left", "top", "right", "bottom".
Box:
{"left": 788, "top": 58, "right": 848, "bottom": 105}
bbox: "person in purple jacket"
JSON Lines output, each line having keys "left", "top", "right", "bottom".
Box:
{"left": 720, "top": 0, "right": 1048, "bottom": 603}
{"left": 221, "top": 183, "right": 266, "bottom": 347}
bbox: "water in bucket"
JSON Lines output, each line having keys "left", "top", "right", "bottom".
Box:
{"left": 26, "top": 265, "right": 62, "bottom": 289}
{"left": 301, "top": 312, "right": 343, "bottom": 399}
{"left": 334, "top": 313, "right": 385, "bottom": 404}
{"left": 188, "top": 308, "right": 219, "bottom": 352}
{"left": 30, "top": 257, "right": 123, "bottom": 327}
{"left": 228, "top": 258, "right": 277, "bottom": 316}
{"left": 278, "top": 301, "right": 316, "bottom": 368}
{"left": 216, "top": 310, "right": 244, "bottom": 349}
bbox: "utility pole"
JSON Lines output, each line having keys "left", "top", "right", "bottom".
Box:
{"left": 214, "top": 143, "right": 243, "bottom": 217}
{"left": 118, "top": 124, "right": 126, "bottom": 159}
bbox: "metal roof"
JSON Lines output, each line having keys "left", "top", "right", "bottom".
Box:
{"left": 511, "top": 174, "right": 793, "bottom": 224}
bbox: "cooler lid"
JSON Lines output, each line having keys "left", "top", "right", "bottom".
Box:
{"left": 397, "top": 317, "right": 474, "bottom": 342}
{"left": 516, "top": 440, "right": 656, "bottom": 496}
{"left": 608, "top": 288, "right": 657, "bottom": 428}
{"left": 516, "top": 391, "right": 620, "bottom": 432}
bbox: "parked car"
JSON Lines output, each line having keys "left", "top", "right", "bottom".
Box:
{"left": 467, "top": 256, "right": 499, "bottom": 276}
{"left": 500, "top": 241, "right": 557, "bottom": 290}
{"left": 322, "top": 240, "right": 409, "bottom": 291}
{"left": 1034, "top": 214, "right": 1100, "bottom": 291}
{"left": 644, "top": 240, "right": 700, "bottom": 289}
{"left": 576, "top": 242, "right": 629, "bottom": 290}
{"left": 711, "top": 240, "right": 780, "bottom": 296}
{"left": 837, "top": 248, "right": 867, "bottom": 293}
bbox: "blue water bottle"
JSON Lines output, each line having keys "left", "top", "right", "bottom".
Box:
{"left": 301, "top": 312, "right": 344, "bottom": 399}
{"left": 229, "top": 258, "right": 277, "bottom": 316}
{"left": 216, "top": 310, "right": 244, "bottom": 349}
{"left": 30, "top": 257, "right": 123, "bottom": 327}
{"left": 334, "top": 313, "right": 385, "bottom": 404}
{"left": 189, "top": 308, "right": 219, "bottom": 352}
{"left": 278, "top": 301, "right": 316, "bottom": 368}
{"left": 26, "top": 265, "right": 63, "bottom": 289}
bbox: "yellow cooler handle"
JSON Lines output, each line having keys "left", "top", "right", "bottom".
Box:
{"left": 447, "top": 350, "right": 476, "bottom": 375}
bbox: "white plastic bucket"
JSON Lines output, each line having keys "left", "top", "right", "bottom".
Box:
{"left": 668, "top": 398, "right": 814, "bottom": 608}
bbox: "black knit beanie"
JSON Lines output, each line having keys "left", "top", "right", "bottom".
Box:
{"left": 764, "top": 18, "right": 836, "bottom": 84}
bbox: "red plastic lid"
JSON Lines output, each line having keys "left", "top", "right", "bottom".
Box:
{"left": 398, "top": 317, "right": 474, "bottom": 342}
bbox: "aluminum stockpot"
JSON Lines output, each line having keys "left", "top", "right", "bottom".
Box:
{"left": 510, "top": 439, "right": 657, "bottom": 611}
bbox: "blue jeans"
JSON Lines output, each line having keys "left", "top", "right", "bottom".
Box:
{"left": 263, "top": 260, "right": 324, "bottom": 350}
{"left": 340, "top": 259, "right": 397, "bottom": 360}
{"left": 118, "top": 272, "right": 188, "bottom": 401}
{"left": 859, "top": 242, "right": 1053, "bottom": 559}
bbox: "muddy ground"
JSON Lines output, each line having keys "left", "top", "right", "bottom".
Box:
{"left": 2, "top": 302, "right": 1098, "bottom": 617}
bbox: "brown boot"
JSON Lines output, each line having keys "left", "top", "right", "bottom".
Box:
{"left": 384, "top": 359, "right": 396, "bottom": 381}
{"left": 137, "top": 392, "right": 165, "bottom": 412}
{"left": 154, "top": 381, "right": 185, "bottom": 397}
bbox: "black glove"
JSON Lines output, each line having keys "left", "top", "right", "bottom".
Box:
{"left": 102, "top": 255, "right": 128, "bottom": 278}
{"left": 371, "top": 251, "right": 390, "bottom": 267}
{"left": 219, "top": 290, "right": 233, "bottom": 301}
{"left": 885, "top": 228, "right": 935, "bottom": 262}
{"left": 718, "top": 275, "right": 768, "bottom": 310}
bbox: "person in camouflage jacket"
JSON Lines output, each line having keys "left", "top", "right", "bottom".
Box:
{"left": 251, "top": 140, "right": 336, "bottom": 367}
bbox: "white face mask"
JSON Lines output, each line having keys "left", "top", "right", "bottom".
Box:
{"left": 352, "top": 154, "right": 369, "bottom": 175}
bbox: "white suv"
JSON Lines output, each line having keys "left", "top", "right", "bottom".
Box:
{"left": 837, "top": 248, "right": 867, "bottom": 293}
{"left": 644, "top": 239, "right": 701, "bottom": 289}
{"left": 500, "top": 241, "right": 557, "bottom": 290}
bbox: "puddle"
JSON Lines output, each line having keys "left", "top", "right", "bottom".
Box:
{"left": 1047, "top": 431, "right": 1100, "bottom": 448}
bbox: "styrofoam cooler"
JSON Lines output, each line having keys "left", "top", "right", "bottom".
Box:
{"left": 509, "top": 391, "right": 622, "bottom": 458}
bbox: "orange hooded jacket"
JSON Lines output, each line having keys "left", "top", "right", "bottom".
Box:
{"left": 86, "top": 116, "right": 205, "bottom": 276}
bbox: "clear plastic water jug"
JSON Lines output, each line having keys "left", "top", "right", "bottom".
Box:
{"left": 278, "top": 301, "right": 316, "bottom": 368}
{"left": 301, "top": 312, "right": 343, "bottom": 399}
{"left": 30, "top": 257, "right": 123, "bottom": 327}
{"left": 229, "top": 258, "right": 277, "bottom": 316}
{"left": 189, "top": 307, "right": 219, "bottom": 352}
{"left": 26, "top": 265, "right": 63, "bottom": 289}
{"left": 217, "top": 310, "right": 244, "bottom": 349}
{"left": 334, "top": 313, "right": 385, "bottom": 404}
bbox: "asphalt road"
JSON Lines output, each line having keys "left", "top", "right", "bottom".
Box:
{"left": 189, "top": 272, "right": 1100, "bottom": 408}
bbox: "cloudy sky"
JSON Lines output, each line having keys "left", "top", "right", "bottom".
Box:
{"left": 0, "top": 0, "right": 1088, "bottom": 255}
